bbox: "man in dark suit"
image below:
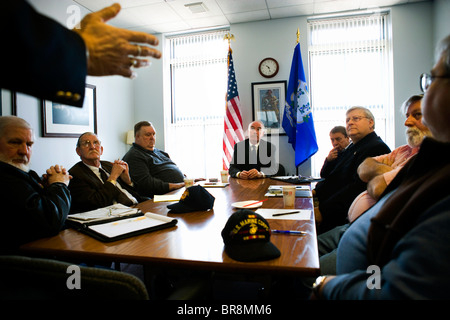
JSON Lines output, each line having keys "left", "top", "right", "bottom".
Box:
{"left": 229, "top": 121, "right": 281, "bottom": 179}
{"left": 313, "top": 107, "right": 391, "bottom": 234}
{"left": 0, "top": 116, "right": 71, "bottom": 253}
{"left": 68, "top": 132, "right": 148, "bottom": 213}
{"left": 320, "top": 126, "right": 351, "bottom": 178}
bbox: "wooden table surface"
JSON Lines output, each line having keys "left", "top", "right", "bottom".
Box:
{"left": 20, "top": 178, "right": 320, "bottom": 277}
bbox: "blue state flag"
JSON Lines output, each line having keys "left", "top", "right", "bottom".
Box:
{"left": 282, "top": 43, "right": 318, "bottom": 167}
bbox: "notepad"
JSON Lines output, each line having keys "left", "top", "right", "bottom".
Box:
{"left": 153, "top": 194, "right": 181, "bottom": 202}
{"left": 88, "top": 212, "right": 177, "bottom": 239}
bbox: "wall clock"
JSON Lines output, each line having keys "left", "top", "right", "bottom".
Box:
{"left": 258, "top": 57, "right": 279, "bottom": 78}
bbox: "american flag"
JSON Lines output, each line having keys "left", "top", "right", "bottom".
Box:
{"left": 222, "top": 47, "right": 244, "bottom": 170}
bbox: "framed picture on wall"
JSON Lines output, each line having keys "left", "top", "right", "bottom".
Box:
{"left": 41, "top": 84, "right": 97, "bottom": 137}
{"left": 251, "top": 81, "right": 287, "bottom": 135}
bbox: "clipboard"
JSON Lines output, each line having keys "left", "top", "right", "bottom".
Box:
{"left": 66, "top": 205, "right": 178, "bottom": 242}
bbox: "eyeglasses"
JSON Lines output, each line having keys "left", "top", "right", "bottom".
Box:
{"left": 80, "top": 140, "right": 101, "bottom": 148}
{"left": 420, "top": 73, "right": 450, "bottom": 92}
{"left": 345, "top": 116, "right": 367, "bottom": 123}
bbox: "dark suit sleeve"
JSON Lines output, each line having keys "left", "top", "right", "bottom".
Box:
{"left": 68, "top": 163, "right": 125, "bottom": 213}
{"left": 325, "top": 142, "right": 390, "bottom": 202}
{"left": 0, "top": 1, "right": 87, "bottom": 107}
{"left": 259, "top": 141, "right": 279, "bottom": 177}
{"left": 320, "top": 158, "right": 338, "bottom": 178}
{"left": 317, "top": 139, "right": 391, "bottom": 232}
{"left": 0, "top": 166, "right": 70, "bottom": 253}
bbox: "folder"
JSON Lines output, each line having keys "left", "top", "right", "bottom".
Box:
{"left": 66, "top": 204, "right": 177, "bottom": 242}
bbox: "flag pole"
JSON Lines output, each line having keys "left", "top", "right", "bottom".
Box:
{"left": 296, "top": 28, "right": 300, "bottom": 176}
{"left": 295, "top": 28, "right": 300, "bottom": 176}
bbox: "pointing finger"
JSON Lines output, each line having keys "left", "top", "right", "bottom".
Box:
{"left": 94, "top": 3, "right": 122, "bottom": 23}
{"left": 127, "top": 32, "right": 160, "bottom": 47}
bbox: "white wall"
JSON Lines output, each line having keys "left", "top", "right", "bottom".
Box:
{"left": 133, "top": 34, "right": 165, "bottom": 151}
{"left": 391, "top": 2, "right": 434, "bottom": 148}
{"left": 434, "top": 0, "right": 450, "bottom": 50}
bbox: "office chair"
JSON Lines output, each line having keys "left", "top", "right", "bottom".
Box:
{"left": 277, "top": 164, "right": 286, "bottom": 176}
{"left": 0, "top": 255, "right": 149, "bottom": 300}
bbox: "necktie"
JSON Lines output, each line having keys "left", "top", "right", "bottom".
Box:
{"left": 250, "top": 144, "right": 258, "bottom": 164}
{"left": 99, "top": 168, "right": 134, "bottom": 206}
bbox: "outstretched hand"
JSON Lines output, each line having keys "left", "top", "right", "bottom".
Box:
{"left": 74, "top": 3, "right": 162, "bottom": 78}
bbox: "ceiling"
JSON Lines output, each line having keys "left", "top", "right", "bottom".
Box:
{"left": 74, "top": 0, "right": 428, "bottom": 34}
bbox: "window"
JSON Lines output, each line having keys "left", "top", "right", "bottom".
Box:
{"left": 308, "top": 13, "right": 393, "bottom": 177}
{"left": 165, "top": 29, "right": 229, "bottom": 178}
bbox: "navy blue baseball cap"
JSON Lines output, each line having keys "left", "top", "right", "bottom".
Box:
{"left": 221, "top": 209, "right": 281, "bottom": 262}
{"left": 167, "top": 185, "right": 215, "bottom": 213}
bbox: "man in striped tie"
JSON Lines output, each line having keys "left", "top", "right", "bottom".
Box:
{"left": 68, "top": 132, "right": 148, "bottom": 213}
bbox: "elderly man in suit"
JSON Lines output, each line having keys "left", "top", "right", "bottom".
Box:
{"left": 68, "top": 132, "right": 148, "bottom": 213}
{"left": 228, "top": 120, "right": 281, "bottom": 179}
{"left": 0, "top": 116, "right": 71, "bottom": 253}
{"left": 313, "top": 107, "right": 391, "bottom": 234}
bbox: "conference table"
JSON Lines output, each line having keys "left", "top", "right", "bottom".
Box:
{"left": 20, "top": 178, "right": 320, "bottom": 279}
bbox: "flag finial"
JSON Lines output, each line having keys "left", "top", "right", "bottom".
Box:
{"left": 223, "top": 33, "right": 235, "bottom": 47}
{"left": 296, "top": 28, "right": 300, "bottom": 44}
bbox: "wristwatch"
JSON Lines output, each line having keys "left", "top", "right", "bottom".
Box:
{"left": 108, "top": 179, "right": 117, "bottom": 186}
{"left": 312, "top": 275, "right": 327, "bottom": 298}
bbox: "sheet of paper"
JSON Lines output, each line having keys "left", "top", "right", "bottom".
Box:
{"left": 153, "top": 194, "right": 181, "bottom": 202}
{"left": 68, "top": 203, "right": 139, "bottom": 221}
{"left": 255, "top": 209, "right": 312, "bottom": 220}
{"left": 88, "top": 212, "right": 174, "bottom": 238}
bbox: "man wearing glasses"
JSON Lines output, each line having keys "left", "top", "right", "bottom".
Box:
{"left": 68, "top": 132, "right": 148, "bottom": 213}
{"left": 313, "top": 107, "right": 391, "bottom": 234}
{"left": 313, "top": 34, "right": 450, "bottom": 300}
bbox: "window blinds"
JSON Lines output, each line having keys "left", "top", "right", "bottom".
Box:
{"left": 168, "top": 30, "right": 229, "bottom": 123}
{"left": 165, "top": 29, "right": 229, "bottom": 178}
{"left": 308, "top": 13, "right": 393, "bottom": 176}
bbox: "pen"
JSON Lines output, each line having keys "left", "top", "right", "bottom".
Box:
{"left": 243, "top": 199, "right": 268, "bottom": 207}
{"left": 271, "top": 230, "right": 307, "bottom": 235}
{"left": 272, "top": 210, "right": 300, "bottom": 217}
{"left": 112, "top": 216, "right": 146, "bottom": 225}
